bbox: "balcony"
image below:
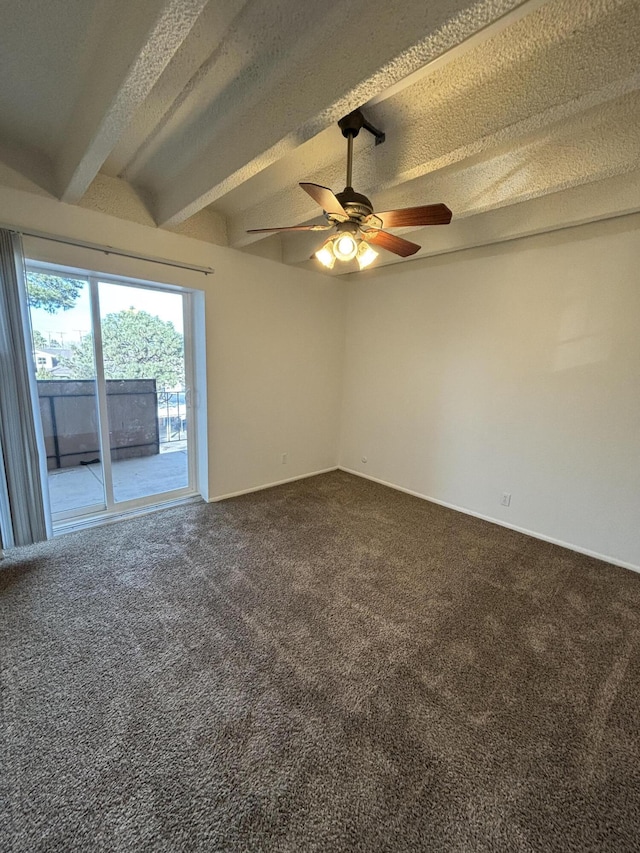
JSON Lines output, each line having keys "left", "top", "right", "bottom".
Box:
{"left": 37, "top": 379, "right": 189, "bottom": 515}
{"left": 47, "top": 443, "right": 188, "bottom": 514}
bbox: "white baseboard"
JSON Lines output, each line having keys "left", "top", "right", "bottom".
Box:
{"left": 339, "top": 467, "right": 640, "bottom": 574}
{"left": 210, "top": 467, "right": 338, "bottom": 502}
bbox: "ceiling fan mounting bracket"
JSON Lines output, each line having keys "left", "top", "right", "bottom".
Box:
{"left": 338, "top": 109, "right": 385, "bottom": 146}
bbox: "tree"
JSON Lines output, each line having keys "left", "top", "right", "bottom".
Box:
{"left": 32, "top": 330, "right": 48, "bottom": 349}
{"left": 26, "top": 272, "right": 83, "bottom": 314}
{"left": 64, "top": 309, "right": 184, "bottom": 388}
{"left": 31, "top": 330, "right": 62, "bottom": 349}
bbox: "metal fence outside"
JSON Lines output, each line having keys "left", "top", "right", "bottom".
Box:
{"left": 157, "top": 389, "right": 187, "bottom": 444}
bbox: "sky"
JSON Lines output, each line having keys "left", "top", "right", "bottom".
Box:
{"left": 28, "top": 278, "right": 184, "bottom": 346}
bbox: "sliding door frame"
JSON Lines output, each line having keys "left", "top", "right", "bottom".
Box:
{"left": 26, "top": 261, "right": 199, "bottom": 528}
{"left": 89, "top": 277, "right": 115, "bottom": 515}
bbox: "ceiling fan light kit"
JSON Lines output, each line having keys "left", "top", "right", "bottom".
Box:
{"left": 247, "top": 108, "right": 453, "bottom": 270}
{"left": 314, "top": 233, "right": 379, "bottom": 270}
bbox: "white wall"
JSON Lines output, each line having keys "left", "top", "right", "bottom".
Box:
{"left": 0, "top": 185, "right": 344, "bottom": 501}
{"left": 204, "top": 253, "right": 344, "bottom": 498}
{"left": 340, "top": 215, "right": 640, "bottom": 569}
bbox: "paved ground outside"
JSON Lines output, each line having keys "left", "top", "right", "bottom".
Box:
{"left": 48, "top": 444, "right": 189, "bottom": 515}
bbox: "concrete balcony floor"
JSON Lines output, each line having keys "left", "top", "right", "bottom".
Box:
{"left": 48, "top": 443, "right": 189, "bottom": 516}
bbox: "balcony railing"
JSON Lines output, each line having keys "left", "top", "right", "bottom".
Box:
{"left": 156, "top": 390, "right": 187, "bottom": 444}
{"left": 37, "top": 379, "right": 188, "bottom": 469}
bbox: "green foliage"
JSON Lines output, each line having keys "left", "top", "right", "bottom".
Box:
{"left": 26, "top": 272, "right": 84, "bottom": 314}
{"left": 32, "top": 329, "right": 48, "bottom": 349}
{"left": 32, "top": 330, "right": 61, "bottom": 349}
{"left": 35, "top": 367, "right": 54, "bottom": 380}
{"left": 64, "top": 309, "right": 184, "bottom": 388}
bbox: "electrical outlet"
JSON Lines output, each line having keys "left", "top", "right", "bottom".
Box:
{"left": 501, "top": 492, "right": 511, "bottom": 507}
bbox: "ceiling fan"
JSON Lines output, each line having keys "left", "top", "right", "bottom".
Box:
{"left": 247, "top": 109, "right": 452, "bottom": 270}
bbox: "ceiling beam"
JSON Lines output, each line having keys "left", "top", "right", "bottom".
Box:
{"left": 152, "top": 0, "right": 526, "bottom": 226}
{"left": 369, "top": 169, "right": 640, "bottom": 271}
{"left": 103, "top": 0, "right": 249, "bottom": 180}
{"left": 57, "top": 0, "right": 208, "bottom": 204}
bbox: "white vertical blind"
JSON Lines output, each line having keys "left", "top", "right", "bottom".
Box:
{"left": 0, "top": 230, "right": 50, "bottom": 547}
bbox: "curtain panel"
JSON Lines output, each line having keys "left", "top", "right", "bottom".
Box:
{"left": 0, "top": 229, "right": 49, "bottom": 547}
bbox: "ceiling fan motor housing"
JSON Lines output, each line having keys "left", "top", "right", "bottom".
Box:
{"left": 334, "top": 187, "right": 373, "bottom": 223}
{"left": 334, "top": 219, "right": 359, "bottom": 236}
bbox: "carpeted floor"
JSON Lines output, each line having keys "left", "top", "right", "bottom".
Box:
{"left": 1, "top": 471, "right": 639, "bottom": 852}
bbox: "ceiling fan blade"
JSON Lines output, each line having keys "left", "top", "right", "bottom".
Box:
{"left": 247, "top": 224, "right": 332, "bottom": 234}
{"left": 300, "top": 183, "right": 347, "bottom": 217}
{"left": 374, "top": 204, "right": 452, "bottom": 229}
{"left": 364, "top": 229, "right": 421, "bottom": 257}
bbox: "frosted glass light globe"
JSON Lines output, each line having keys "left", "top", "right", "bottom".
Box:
{"left": 357, "top": 241, "right": 378, "bottom": 269}
{"left": 333, "top": 233, "right": 358, "bottom": 261}
{"left": 315, "top": 245, "right": 335, "bottom": 268}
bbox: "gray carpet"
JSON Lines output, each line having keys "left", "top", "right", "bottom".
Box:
{"left": 1, "top": 471, "right": 639, "bottom": 852}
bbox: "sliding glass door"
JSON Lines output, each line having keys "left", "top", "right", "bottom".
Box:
{"left": 27, "top": 271, "right": 106, "bottom": 518}
{"left": 97, "top": 280, "right": 190, "bottom": 504}
{"left": 25, "top": 266, "right": 196, "bottom": 526}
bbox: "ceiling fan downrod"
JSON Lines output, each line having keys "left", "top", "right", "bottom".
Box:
{"left": 338, "top": 109, "right": 385, "bottom": 189}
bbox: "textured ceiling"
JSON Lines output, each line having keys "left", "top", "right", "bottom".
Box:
{"left": 0, "top": 0, "right": 638, "bottom": 273}
{"left": 0, "top": 0, "right": 110, "bottom": 151}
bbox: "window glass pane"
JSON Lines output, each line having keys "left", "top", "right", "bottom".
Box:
{"left": 26, "top": 270, "right": 105, "bottom": 516}
{"left": 97, "top": 281, "right": 189, "bottom": 503}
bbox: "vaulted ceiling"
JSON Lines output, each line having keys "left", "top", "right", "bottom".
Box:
{"left": 1, "top": 0, "right": 639, "bottom": 273}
